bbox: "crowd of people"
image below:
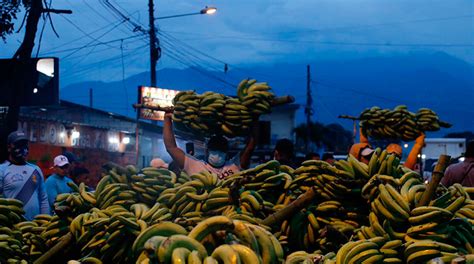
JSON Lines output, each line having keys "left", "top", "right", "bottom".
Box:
{"left": 1, "top": 120, "right": 473, "bottom": 221}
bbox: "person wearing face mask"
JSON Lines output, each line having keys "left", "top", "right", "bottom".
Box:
{"left": 163, "top": 112, "right": 257, "bottom": 180}
{"left": 0, "top": 131, "right": 50, "bottom": 220}
{"left": 45, "top": 155, "right": 74, "bottom": 208}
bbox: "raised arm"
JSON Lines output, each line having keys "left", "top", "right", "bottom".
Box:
{"left": 163, "top": 113, "right": 186, "bottom": 169}
{"left": 240, "top": 120, "right": 258, "bottom": 169}
{"left": 404, "top": 133, "right": 425, "bottom": 170}
{"left": 359, "top": 127, "right": 369, "bottom": 144}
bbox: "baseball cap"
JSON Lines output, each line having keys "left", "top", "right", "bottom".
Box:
{"left": 54, "top": 155, "right": 70, "bottom": 167}
{"left": 7, "top": 131, "right": 28, "bottom": 145}
{"left": 150, "top": 158, "right": 168, "bottom": 169}
{"left": 349, "top": 143, "right": 373, "bottom": 160}
{"left": 360, "top": 147, "right": 375, "bottom": 157}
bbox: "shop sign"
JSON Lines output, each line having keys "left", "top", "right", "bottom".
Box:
{"left": 138, "top": 86, "right": 180, "bottom": 121}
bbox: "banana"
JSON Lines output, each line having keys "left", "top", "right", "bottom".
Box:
{"left": 157, "top": 235, "right": 207, "bottom": 263}
{"left": 211, "top": 245, "right": 240, "bottom": 264}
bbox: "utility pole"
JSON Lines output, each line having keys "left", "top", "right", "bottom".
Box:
{"left": 148, "top": 0, "right": 158, "bottom": 87}
{"left": 305, "top": 65, "right": 312, "bottom": 153}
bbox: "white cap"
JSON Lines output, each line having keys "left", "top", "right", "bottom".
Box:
{"left": 54, "top": 155, "right": 70, "bottom": 167}
{"left": 150, "top": 158, "right": 168, "bottom": 169}
{"left": 361, "top": 147, "right": 375, "bottom": 157}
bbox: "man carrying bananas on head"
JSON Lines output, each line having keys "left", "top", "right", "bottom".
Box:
{"left": 163, "top": 112, "right": 257, "bottom": 180}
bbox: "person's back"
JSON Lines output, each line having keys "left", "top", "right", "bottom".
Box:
{"left": 441, "top": 140, "right": 474, "bottom": 187}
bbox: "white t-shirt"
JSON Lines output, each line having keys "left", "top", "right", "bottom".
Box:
{"left": 184, "top": 154, "right": 241, "bottom": 180}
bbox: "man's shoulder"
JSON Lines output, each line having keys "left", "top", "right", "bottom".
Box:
{"left": 25, "top": 162, "right": 41, "bottom": 170}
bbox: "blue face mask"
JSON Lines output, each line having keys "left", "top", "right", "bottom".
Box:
{"left": 208, "top": 151, "right": 226, "bottom": 168}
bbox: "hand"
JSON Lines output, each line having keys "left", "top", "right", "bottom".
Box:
{"left": 164, "top": 111, "right": 173, "bottom": 119}
{"left": 415, "top": 133, "right": 426, "bottom": 145}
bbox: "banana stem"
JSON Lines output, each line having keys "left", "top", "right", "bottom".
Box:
{"left": 262, "top": 187, "right": 317, "bottom": 227}
{"left": 33, "top": 232, "right": 73, "bottom": 264}
{"left": 418, "top": 154, "right": 451, "bottom": 207}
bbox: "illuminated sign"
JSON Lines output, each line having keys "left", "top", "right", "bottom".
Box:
{"left": 138, "top": 86, "right": 180, "bottom": 121}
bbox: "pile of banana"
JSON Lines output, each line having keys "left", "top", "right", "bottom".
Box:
{"left": 359, "top": 105, "right": 451, "bottom": 141}
{"left": 0, "top": 198, "right": 28, "bottom": 263}
{"left": 135, "top": 216, "right": 284, "bottom": 264}
{"left": 171, "top": 78, "right": 275, "bottom": 138}
{"left": 3, "top": 151, "right": 474, "bottom": 263}
{"left": 237, "top": 79, "right": 274, "bottom": 115}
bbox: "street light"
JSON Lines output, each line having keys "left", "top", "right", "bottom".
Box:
{"left": 155, "top": 6, "right": 217, "bottom": 20}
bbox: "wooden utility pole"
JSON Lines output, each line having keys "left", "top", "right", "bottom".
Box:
{"left": 149, "top": 0, "right": 158, "bottom": 87}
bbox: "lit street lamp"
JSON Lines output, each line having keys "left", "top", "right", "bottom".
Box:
{"left": 155, "top": 6, "right": 217, "bottom": 20}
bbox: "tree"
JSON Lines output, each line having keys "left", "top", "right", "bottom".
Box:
{"left": 294, "top": 122, "right": 352, "bottom": 153}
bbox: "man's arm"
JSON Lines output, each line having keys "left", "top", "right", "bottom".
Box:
{"left": 360, "top": 127, "right": 369, "bottom": 144}
{"left": 45, "top": 180, "right": 57, "bottom": 208}
{"left": 240, "top": 120, "right": 258, "bottom": 169}
{"left": 38, "top": 171, "right": 51, "bottom": 214}
{"left": 163, "top": 113, "right": 186, "bottom": 169}
{"left": 404, "top": 133, "right": 425, "bottom": 170}
{"left": 440, "top": 166, "right": 453, "bottom": 186}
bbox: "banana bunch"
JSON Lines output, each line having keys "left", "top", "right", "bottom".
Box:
{"left": 285, "top": 250, "right": 336, "bottom": 264}
{"left": 53, "top": 182, "right": 95, "bottom": 216}
{"left": 279, "top": 204, "right": 362, "bottom": 254}
{"left": 237, "top": 78, "right": 274, "bottom": 116}
{"left": 135, "top": 216, "right": 284, "bottom": 264}
{"left": 69, "top": 203, "right": 172, "bottom": 263}
{"left": 0, "top": 198, "right": 25, "bottom": 226}
{"left": 0, "top": 224, "right": 27, "bottom": 263}
{"left": 171, "top": 79, "right": 276, "bottom": 138}
{"left": 359, "top": 105, "right": 451, "bottom": 141}
{"left": 337, "top": 235, "right": 466, "bottom": 264}
{"left": 130, "top": 167, "right": 177, "bottom": 206}
{"left": 221, "top": 97, "right": 253, "bottom": 138}
{"left": 198, "top": 91, "right": 226, "bottom": 132}
{"left": 417, "top": 108, "right": 452, "bottom": 131}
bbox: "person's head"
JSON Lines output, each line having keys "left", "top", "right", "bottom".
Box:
{"left": 305, "top": 152, "right": 320, "bottom": 161}
{"left": 386, "top": 143, "right": 403, "bottom": 158}
{"left": 206, "top": 135, "right": 229, "bottom": 168}
{"left": 53, "top": 155, "right": 70, "bottom": 177}
{"left": 349, "top": 143, "right": 374, "bottom": 165}
{"left": 322, "top": 152, "right": 335, "bottom": 164}
{"left": 150, "top": 158, "right": 169, "bottom": 169}
{"left": 7, "top": 131, "right": 29, "bottom": 164}
{"left": 465, "top": 140, "right": 474, "bottom": 158}
{"left": 274, "top": 139, "right": 294, "bottom": 162}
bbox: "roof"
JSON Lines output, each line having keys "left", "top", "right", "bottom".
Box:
{"left": 425, "top": 138, "right": 465, "bottom": 143}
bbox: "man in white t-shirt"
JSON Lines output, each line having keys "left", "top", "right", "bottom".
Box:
{"left": 163, "top": 112, "right": 256, "bottom": 180}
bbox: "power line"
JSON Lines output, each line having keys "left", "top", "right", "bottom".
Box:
{"left": 41, "top": 20, "right": 126, "bottom": 54}
{"left": 40, "top": 34, "right": 144, "bottom": 55}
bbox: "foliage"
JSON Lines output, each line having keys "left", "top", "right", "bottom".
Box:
{"left": 0, "top": 0, "right": 30, "bottom": 42}
{"left": 294, "top": 122, "right": 352, "bottom": 153}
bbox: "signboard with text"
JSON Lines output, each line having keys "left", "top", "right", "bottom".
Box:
{"left": 138, "top": 86, "right": 180, "bottom": 121}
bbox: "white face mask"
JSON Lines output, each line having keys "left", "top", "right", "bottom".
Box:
{"left": 208, "top": 151, "right": 226, "bottom": 168}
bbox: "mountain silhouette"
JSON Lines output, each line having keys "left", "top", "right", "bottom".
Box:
{"left": 61, "top": 51, "right": 474, "bottom": 136}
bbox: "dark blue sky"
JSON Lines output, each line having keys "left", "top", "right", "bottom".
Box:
{"left": 1, "top": 0, "right": 473, "bottom": 86}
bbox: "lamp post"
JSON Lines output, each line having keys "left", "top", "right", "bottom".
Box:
{"left": 155, "top": 6, "right": 217, "bottom": 20}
